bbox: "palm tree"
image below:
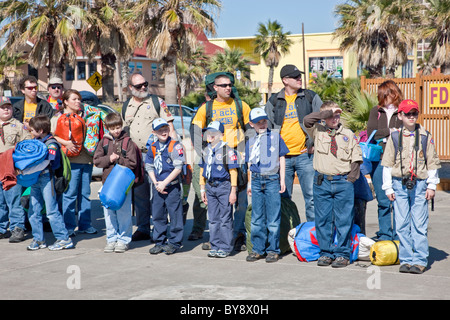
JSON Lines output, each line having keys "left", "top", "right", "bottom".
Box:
{"left": 254, "top": 20, "right": 293, "bottom": 96}
{"left": 418, "top": 52, "right": 437, "bottom": 76}
{"left": 334, "top": 0, "right": 422, "bottom": 78}
{"left": 0, "top": 0, "right": 87, "bottom": 79}
{"left": 0, "top": 49, "right": 27, "bottom": 95}
{"left": 341, "top": 87, "right": 378, "bottom": 133}
{"left": 82, "top": 0, "right": 136, "bottom": 102}
{"left": 176, "top": 46, "right": 209, "bottom": 97}
{"left": 132, "top": 0, "right": 221, "bottom": 104}
{"left": 208, "top": 48, "right": 252, "bottom": 82}
{"left": 421, "top": 0, "right": 450, "bottom": 75}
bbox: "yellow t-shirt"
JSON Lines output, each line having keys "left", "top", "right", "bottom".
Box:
{"left": 280, "top": 94, "right": 307, "bottom": 155}
{"left": 192, "top": 98, "right": 250, "bottom": 149}
{"left": 23, "top": 101, "right": 37, "bottom": 123}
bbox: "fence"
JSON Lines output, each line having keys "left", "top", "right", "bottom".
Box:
{"left": 361, "top": 74, "right": 450, "bottom": 161}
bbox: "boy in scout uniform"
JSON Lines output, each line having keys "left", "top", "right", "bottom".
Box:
{"left": 199, "top": 121, "right": 239, "bottom": 258}
{"left": 0, "top": 97, "right": 32, "bottom": 243}
{"left": 381, "top": 99, "right": 441, "bottom": 274}
{"left": 303, "top": 101, "right": 362, "bottom": 268}
{"left": 146, "top": 118, "right": 185, "bottom": 255}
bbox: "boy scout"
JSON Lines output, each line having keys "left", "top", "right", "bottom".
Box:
{"left": 303, "top": 101, "right": 362, "bottom": 268}
{"left": 146, "top": 118, "right": 185, "bottom": 255}
{"left": 199, "top": 121, "right": 239, "bottom": 258}
{"left": 0, "top": 97, "right": 31, "bottom": 243}
{"left": 381, "top": 99, "right": 441, "bottom": 274}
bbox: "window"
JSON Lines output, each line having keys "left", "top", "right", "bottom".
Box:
{"left": 65, "top": 63, "right": 75, "bottom": 81}
{"left": 77, "top": 61, "right": 86, "bottom": 80}
{"left": 309, "top": 56, "right": 344, "bottom": 79}
{"left": 89, "top": 62, "right": 97, "bottom": 77}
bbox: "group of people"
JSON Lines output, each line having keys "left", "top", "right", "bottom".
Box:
{"left": 0, "top": 65, "right": 441, "bottom": 274}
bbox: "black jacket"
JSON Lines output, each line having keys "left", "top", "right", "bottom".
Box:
{"left": 13, "top": 97, "right": 54, "bottom": 123}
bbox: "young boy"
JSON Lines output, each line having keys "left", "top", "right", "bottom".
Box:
{"left": 146, "top": 118, "right": 185, "bottom": 255}
{"left": 199, "top": 121, "right": 239, "bottom": 258}
{"left": 93, "top": 113, "right": 137, "bottom": 253}
{"left": 381, "top": 99, "right": 441, "bottom": 274}
{"left": 0, "top": 97, "right": 31, "bottom": 243}
{"left": 303, "top": 101, "right": 362, "bottom": 268}
{"left": 27, "top": 115, "right": 73, "bottom": 251}
{"left": 245, "top": 108, "right": 289, "bottom": 263}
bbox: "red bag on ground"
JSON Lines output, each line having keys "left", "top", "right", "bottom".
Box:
{"left": 54, "top": 113, "right": 86, "bottom": 157}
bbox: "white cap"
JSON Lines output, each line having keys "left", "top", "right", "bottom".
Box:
{"left": 250, "top": 107, "right": 269, "bottom": 123}
{"left": 152, "top": 118, "right": 169, "bottom": 131}
{"left": 205, "top": 120, "right": 224, "bottom": 133}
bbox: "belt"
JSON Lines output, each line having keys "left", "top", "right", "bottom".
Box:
{"left": 207, "top": 179, "right": 228, "bottom": 187}
{"left": 251, "top": 172, "right": 278, "bottom": 178}
{"left": 323, "top": 173, "right": 348, "bottom": 181}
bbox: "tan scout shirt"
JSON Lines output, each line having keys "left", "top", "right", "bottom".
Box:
{"left": 307, "top": 123, "right": 362, "bottom": 176}
{"left": 0, "top": 118, "right": 32, "bottom": 153}
{"left": 381, "top": 125, "right": 441, "bottom": 180}
{"left": 124, "top": 96, "right": 174, "bottom": 151}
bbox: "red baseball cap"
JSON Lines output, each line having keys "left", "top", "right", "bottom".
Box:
{"left": 398, "top": 99, "right": 419, "bottom": 114}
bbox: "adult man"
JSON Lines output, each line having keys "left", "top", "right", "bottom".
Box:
{"left": 264, "top": 64, "right": 323, "bottom": 222}
{"left": 13, "top": 75, "right": 54, "bottom": 125}
{"left": 190, "top": 72, "right": 251, "bottom": 250}
{"left": 47, "top": 76, "right": 64, "bottom": 110}
{"left": 122, "top": 72, "right": 176, "bottom": 241}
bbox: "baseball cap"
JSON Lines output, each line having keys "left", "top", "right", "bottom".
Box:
{"left": 152, "top": 118, "right": 169, "bottom": 131}
{"left": 48, "top": 76, "right": 63, "bottom": 85}
{"left": 250, "top": 107, "right": 269, "bottom": 123}
{"left": 280, "top": 64, "right": 304, "bottom": 78}
{"left": 0, "top": 96, "right": 12, "bottom": 108}
{"left": 398, "top": 99, "right": 419, "bottom": 114}
{"left": 205, "top": 120, "right": 224, "bottom": 134}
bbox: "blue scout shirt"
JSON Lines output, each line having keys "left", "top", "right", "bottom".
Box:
{"left": 245, "top": 129, "right": 289, "bottom": 175}
{"left": 39, "top": 134, "right": 61, "bottom": 171}
{"left": 199, "top": 141, "right": 239, "bottom": 181}
{"left": 145, "top": 137, "right": 185, "bottom": 181}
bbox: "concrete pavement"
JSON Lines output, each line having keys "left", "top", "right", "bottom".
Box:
{"left": 1, "top": 181, "right": 450, "bottom": 301}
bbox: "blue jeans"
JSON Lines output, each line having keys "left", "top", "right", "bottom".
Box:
{"left": 250, "top": 173, "right": 281, "bottom": 255}
{"left": 63, "top": 163, "right": 93, "bottom": 232}
{"left": 313, "top": 172, "right": 354, "bottom": 259}
{"left": 370, "top": 161, "right": 396, "bottom": 240}
{"left": 392, "top": 178, "right": 429, "bottom": 267}
{"left": 0, "top": 183, "right": 25, "bottom": 233}
{"left": 103, "top": 191, "right": 133, "bottom": 245}
{"left": 284, "top": 153, "right": 315, "bottom": 221}
{"left": 29, "top": 172, "right": 69, "bottom": 242}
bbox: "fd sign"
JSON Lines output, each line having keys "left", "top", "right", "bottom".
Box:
{"left": 430, "top": 84, "right": 450, "bottom": 108}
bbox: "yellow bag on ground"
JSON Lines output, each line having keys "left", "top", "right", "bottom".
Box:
{"left": 370, "top": 240, "right": 400, "bottom": 265}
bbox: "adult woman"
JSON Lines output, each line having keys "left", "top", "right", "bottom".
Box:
{"left": 367, "top": 80, "right": 403, "bottom": 241}
{"left": 52, "top": 89, "right": 97, "bottom": 237}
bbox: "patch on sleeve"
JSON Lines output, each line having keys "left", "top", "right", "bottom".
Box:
{"left": 175, "top": 143, "right": 184, "bottom": 156}
{"left": 160, "top": 100, "right": 172, "bottom": 117}
{"left": 228, "top": 149, "right": 237, "bottom": 162}
{"left": 48, "top": 144, "right": 58, "bottom": 156}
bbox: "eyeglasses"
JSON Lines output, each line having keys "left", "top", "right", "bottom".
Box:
{"left": 132, "top": 81, "right": 149, "bottom": 90}
{"left": 215, "top": 83, "right": 233, "bottom": 88}
{"left": 403, "top": 111, "right": 419, "bottom": 117}
{"left": 50, "top": 85, "right": 62, "bottom": 90}
{"left": 25, "top": 86, "right": 37, "bottom": 91}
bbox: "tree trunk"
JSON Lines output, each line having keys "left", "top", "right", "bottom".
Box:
{"left": 164, "top": 55, "right": 178, "bottom": 104}
{"left": 121, "top": 60, "right": 129, "bottom": 101}
{"left": 441, "top": 63, "right": 450, "bottom": 75}
{"left": 101, "top": 53, "right": 116, "bottom": 103}
{"left": 267, "top": 66, "right": 274, "bottom": 97}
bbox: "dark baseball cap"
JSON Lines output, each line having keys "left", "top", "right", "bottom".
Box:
{"left": 280, "top": 64, "right": 304, "bottom": 78}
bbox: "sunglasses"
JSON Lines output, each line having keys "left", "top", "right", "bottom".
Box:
{"left": 51, "top": 85, "right": 62, "bottom": 90}
{"left": 215, "top": 83, "right": 233, "bottom": 88}
{"left": 25, "top": 86, "right": 37, "bottom": 90}
{"left": 132, "top": 81, "right": 149, "bottom": 90}
{"left": 403, "top": 111, "right": 419, "bottom": 117}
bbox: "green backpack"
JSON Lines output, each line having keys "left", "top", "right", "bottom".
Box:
{"left": 44, "top": 137, "right": 72, "bottom": 194}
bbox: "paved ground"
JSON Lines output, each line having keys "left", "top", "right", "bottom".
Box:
{"left": 1, "top": 181, "right": 450, "bottom": 303}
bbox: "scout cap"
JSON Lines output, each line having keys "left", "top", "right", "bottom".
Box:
{"left": 205, "top": 120, "right": 224, "bottom": 134}
{"left": 152, "top": 118, "right": 169, "bottom": 131}
{"left": 0, "top": 96, "right": 12, "bottom": 108}
{"left": 280, "top": 64, "right": 304, "bottom": 78}
{"left": 398, "top": 99, "right": 419, "bottom": 114}
{"left": 250, "top": 107, "right": 269, "bottom": 123}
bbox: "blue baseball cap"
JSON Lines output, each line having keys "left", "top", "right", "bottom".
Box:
{"left": 152, "top": 118, "right": 169, "bottom": 131}
{"left": 204, "top": 120, "right": 224, "bottom": 133}
{"left": 250, "top": 107, "right": 269, "bottom": 123}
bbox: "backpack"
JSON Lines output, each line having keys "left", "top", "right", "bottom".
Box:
{"left": 151, "top": 139, "right": 191, "bottom": 185}
{"left": 220, "top": 144, "right": 248, "bottom": 193}
{"left": 121, "top": 94, "right": 161, "bottom": 120}
{"left": 391, "top": 125, "right": 429, "bottom": 166}
{"left": 102, "top": 136, "right": 144, "bottom": 185}
{"left": 44, "top": 137, "right": 71, "bottom": 194}
{"left": 54, "top": 113, "right": 86, "bottom": 157}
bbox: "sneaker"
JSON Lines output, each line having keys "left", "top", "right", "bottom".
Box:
{"left": 399, "top": 264, "right": 412, "bottom": 273}
{"left": 132, "top": 230, "right": 151, "bottom": 241}
{"left": 215, "top": 250, "right": 230, "bottom": 258}
{"left": 9, "top": 227, "right": 25, "bottom": 243}
{"left": 246, "top": 252, "right": 265, "bottom": 262}
{"left": 202, "top": 242, "right": 211, "bottom": 250}
{"left": 409, "top": 264, "right": 427, "bottom": 274}
{"left": 265, "top": 252, "right": 279, "bottom": 263}
{"left": 317, "top": 255, "right": 333, "bottom": 266}
{"left": 149, "top": 244, "right": 164, "bottom": 255}
{"left": 77, "top": 226, "right": 97, "bottom": 234}
{"left": 27, "top": 239, "right": 47, "bottom": 251}
{"left": 114, "top": 242, "right": 129, "bottom": 253}
{"left": 48, "top": 239, "right": 74, "bottom": 251}
{"left": 331, "top": 256, "right": 349, "bottom": 268}
{"left": 0, "top": 230, "right": 11, "bottom": 239}
{"left": 188, "top": 231, "right": 203, "bottom": 241}
{"left": 233, "top": 232, "right": 246, "bottom": 251}
{"left": 162, "top": 243, "right": 178, "bottom": 255}
{"left": 207, "top": 250, "right": 217, "bottom": 258}
{"left": 104, "top": 242, "right": 116, "bottom": 253}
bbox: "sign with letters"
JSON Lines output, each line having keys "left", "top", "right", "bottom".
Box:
{"left": 430, "top": 83, "right": 450, "bottom": 108}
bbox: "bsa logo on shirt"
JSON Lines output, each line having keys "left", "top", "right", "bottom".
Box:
{"left": 228, "top": 150, "right": 237, "bottom": 162}
{"left": 175, "top": 143, "right": 184, "bottom": 156}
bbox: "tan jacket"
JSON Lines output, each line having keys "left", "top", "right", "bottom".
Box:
{"left": 0, "top": 118, "right": 32, "bottom": 153}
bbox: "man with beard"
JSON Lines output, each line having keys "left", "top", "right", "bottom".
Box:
{"left": 122, "top": 72, "right": 176, "bottom": 241}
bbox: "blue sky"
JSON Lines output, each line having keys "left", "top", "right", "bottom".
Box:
{"left": 213, "top": 0, "right": 345, "bottom": 38}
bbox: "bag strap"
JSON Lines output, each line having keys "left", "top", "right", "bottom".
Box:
{"left": 367, "top": 129, "right": 377, "bottom": 143}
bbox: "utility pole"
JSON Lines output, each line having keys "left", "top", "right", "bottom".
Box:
{"left": 302, "top": 23, "right": 307, "bottom": 89}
